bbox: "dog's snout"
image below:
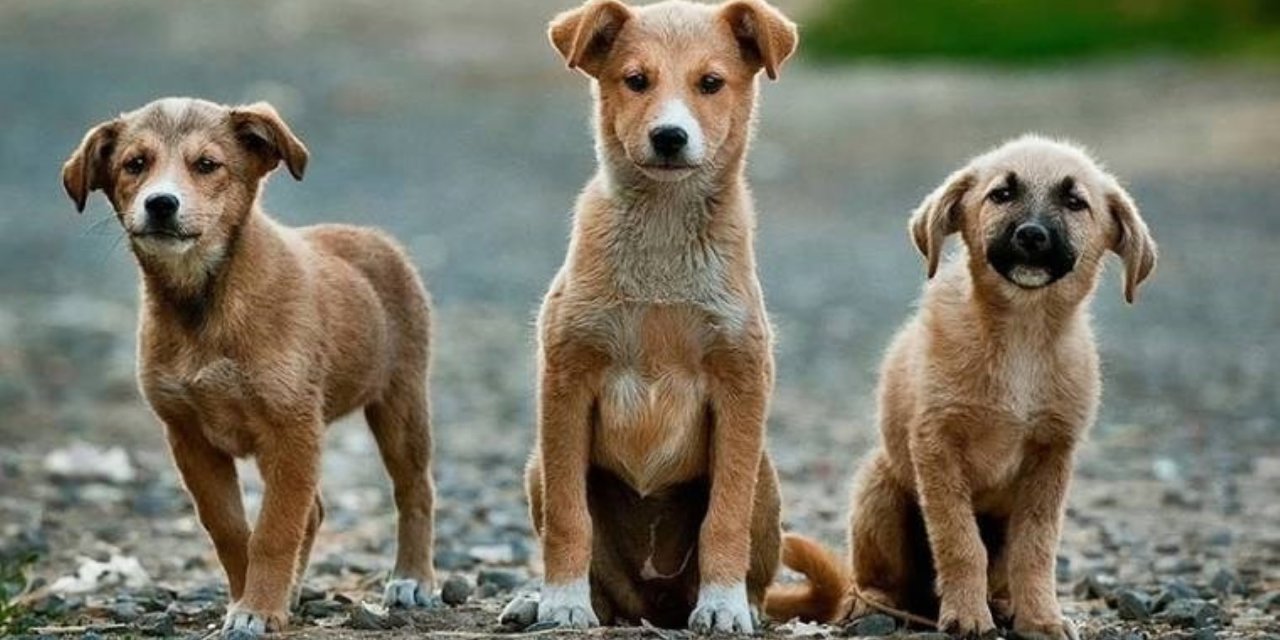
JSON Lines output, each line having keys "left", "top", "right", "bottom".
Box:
{"left": 1014, "top": 222, "right": 1051, "bottom": 254}
{"left": 649, "top": 126, "right": 688, "bottom": 158}
{"left": 144, "top": 193, "right": 180, "bottom": 223}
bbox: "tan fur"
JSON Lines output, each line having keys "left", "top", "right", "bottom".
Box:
{"left": 763, "top": 534, "right": 849, "bottom": 623}
{"left": 61, "top": 98, "right": 437, "bottom": 633}
{"left": 765, "top": 136, "right": 1157, "bottom": 639}
{"left": 528, "top": 0, "right": 796, "bottom": 631}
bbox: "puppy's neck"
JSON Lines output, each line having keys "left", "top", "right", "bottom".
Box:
{"left": 137, "top": 207, "right": 279, "bottom": 329}
{"left": 964, "top": 263, "right": 1092, "bottom": 346}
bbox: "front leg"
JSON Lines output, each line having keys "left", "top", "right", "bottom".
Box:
{"left": 1007, "top": 443, "right": 1074, "bottom": 639}
{"left": 911, "top": 419, "right": 994, "bottom": 637}
{"left": 690, "top": 346, "right": 770, "bottom": 634}
{"left": 225, "top": 417, "right": 322, "bottom": 637}
{"left": 164, "top": 420, "right": 250, "bottom": 600}
{"left": 535, "top": 348, "right": 599, "bottom": 628}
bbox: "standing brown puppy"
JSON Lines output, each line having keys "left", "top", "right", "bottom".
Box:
{"left": 766, "top": 136, "right": 1157, "bottom": 639}
{"left": 516, "top": 0, "right": 796, "bottom": 632}
{"left": 62, "top": 98, "right": 439, "bottom": 637}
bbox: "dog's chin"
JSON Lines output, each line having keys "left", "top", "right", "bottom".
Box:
{"left": 634, "top": 162, "right": 700, "bottom": 183}
{"left": 1004, "top": 265, "right": 1053, "bottom": 289}
{"left": 131, "top": 232, "right": 201, "bottom": 256}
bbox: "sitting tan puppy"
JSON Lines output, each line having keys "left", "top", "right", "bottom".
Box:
{"left": 62, "top": 98, "right": 438, "bottom": 637}
{"left": 513, "top": 0, "right": 797, "bottom": 633}
{"left": 766, "top": 136, "right": 1157, "bottom": 639}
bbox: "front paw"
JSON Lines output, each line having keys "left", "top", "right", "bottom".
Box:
{"left": 537, "top": 579, "right": 598, "bottom": 629}
{"left": 383, "top": 577, "right": 443, "bottom": 609}
{"left": 939, "top": 596, "right": 995, "bottom": 638}
{"left": 689, "top": 582, "right": 755, "bottom": 634}
{"left": 222, "top": 604, "right": 287, "bottom": 639}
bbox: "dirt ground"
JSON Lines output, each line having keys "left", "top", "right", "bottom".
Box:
{"left": 1, "top": 1, "right": 1278, "bottom": 639}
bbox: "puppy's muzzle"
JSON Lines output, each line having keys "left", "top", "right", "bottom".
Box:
{"left": 987, "top": 217, "right": 1076, "bottom": 289}
{"left": 144, "top": 193, "right": 180, "bottom": 227}
{"left": 135, "top": 192, "right": 198, "bottom": 241}
{"left": 649, "top": 126, "right": 688, "bottom": 160}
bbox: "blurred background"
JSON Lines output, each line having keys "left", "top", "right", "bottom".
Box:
{"left": 0, "top": 1, "right": 1277, "bottom": 636}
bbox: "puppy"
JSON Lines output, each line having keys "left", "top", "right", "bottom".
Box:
{"left": 62, "top": 98, "right": 439, "bottom": 636}
{"left": 765, "top": 136, "right": 1157, "bottom": 639}
{"left": 513, "top": 0, "right": 797, "bottom": 632}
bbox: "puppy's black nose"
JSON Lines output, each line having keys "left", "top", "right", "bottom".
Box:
{"left": 1014, "top": 222, "right": 1051, "bottom": 254}
{"left": 649, "top": 126, "right": 688, "bottom": 158}
{"left": 144, "top": 193, "right": 180, "bottom": 224}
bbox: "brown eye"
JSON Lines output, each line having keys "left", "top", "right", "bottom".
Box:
{"left": 623, "top": 72, "right": 649, "bottom": 93}
{"left": 988, "top": 187, "right": 1014, "bottom": 204}
{"left": 1065, "top": 194, "right": 1088, "bottom": 211}
{"left": 194, "top": 157, "right": 222, "bottom": 175}
{"left": 699, "top": 74, "right": 724, "bottom": 95}
{"left": 124, "top": 156, "right": 147, "bottom": 175}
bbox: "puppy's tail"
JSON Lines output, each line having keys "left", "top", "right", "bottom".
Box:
{"left": 764, "top": 533, "right": 850, "bottom": 623}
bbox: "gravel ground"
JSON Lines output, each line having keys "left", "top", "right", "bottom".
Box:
{"left": 1, "top": 1, "right": 1278, "bottom": 639}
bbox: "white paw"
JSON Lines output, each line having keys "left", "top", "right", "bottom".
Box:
{"left": 689, "top": 582, "right": 754, "bottom": 634}
{"left": 222, "top": 609, "right": 267, "bottom": 639}
{"left": 537, "top": 579, "right": 598, "bottom": 628}
{"left": 383, "top": 577, "right": 443, "bottom": 609}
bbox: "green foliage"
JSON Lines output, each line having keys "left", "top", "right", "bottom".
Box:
{"left": 805, "top": 0, "right": 1280, "bottom": 63}
{"left": 0, "top": 552, "right": 39, "bottom": 635}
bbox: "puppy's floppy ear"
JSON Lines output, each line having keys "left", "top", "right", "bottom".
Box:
{"left": 910, "top": 167, "right": 975, "bottom": 278}
{"left": 1105, "top": 183, "right": 1157, "bottom": 304}
{"left": 549, "top": 0, "right": 632, "bottom": 78}
{"left": 230, "top": 102, "right": 309, "bottom": 181}
{"left": 62, "top": 119, "right": 122, "bottom": 213}
{"left": 720, "top": 0, "right": 798, "bottom": 81}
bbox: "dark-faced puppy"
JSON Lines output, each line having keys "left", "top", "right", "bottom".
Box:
{"left": 766, "top": 136, "right": 1157, "bottom": 640}
{"left": 508, "top": 0, "right": 797, "bottom": 634}
{"left": 62, "top": 98, "right": 439, "bottom": 637}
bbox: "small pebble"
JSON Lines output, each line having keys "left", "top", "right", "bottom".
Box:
{"left": 1159, "top": 599, "right": 1224, "bottom": 629}
{"left": 111, "top": 599, "right": 143, "bottom": 622}
{"left": 1154, "top": 580, "right": 1199, "bottom": 612}
{"left": 1116, "top": 589, "right": 1152, "bottom": 621}
{"left": 346, "top": 602, "right": 392, "bottom": 630}
{"left": 441, "top": 574, "right": 474, "bottom": 606}
{"left": 135, "top": 611, "right": 176, "bottom": 637}
{"left": 300, "top": 599, "right": 345, "bottom": 618}
{"left": 1073, "top": 573, "right": 1115, "bottom": 600}
{"left": 1209, "top": 568, "right": 1246, "bottom": 597}
{"left": 844, "top": 613, "right": 896, "bottom": 636}
{"left": 499, "top": 592, "right": 540, "bottom": 630}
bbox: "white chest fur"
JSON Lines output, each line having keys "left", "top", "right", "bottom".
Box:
{"left": 603, "top": 199, "right": 745, "bottom": 332}
{"left": 998, "top": 342, "right": 1047, "bottom": 421}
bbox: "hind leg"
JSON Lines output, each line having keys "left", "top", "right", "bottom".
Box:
{"left": 848, "top": 451, "right": 917, "bottom": 618}
{"left": 366, "top": 381, "right": 439, "bottom": 608}
{"left": 747, "top": 454, "right": 782, "bottom": 620}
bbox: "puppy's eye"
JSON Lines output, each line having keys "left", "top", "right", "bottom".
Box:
{"left": 988, "top": 187, "right": 1015, "bottom": 204}
{"left": 194, "top": 157, "right": 222, "bottom": 175}
{"left": 1064, "top": 195, "right": 1088, "bottom": 211}
{"left": 698, "top": 74, "right": 725, "bottom": 95}
{"left": 623, "top": 73, "right": 649, "bottom": 93}
{"left": 123, "top": 156, "right": 147, "bottom": 176}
